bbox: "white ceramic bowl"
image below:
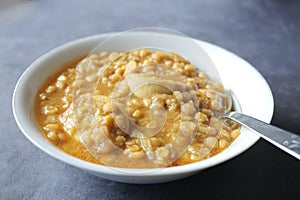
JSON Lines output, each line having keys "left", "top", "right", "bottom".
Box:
{"left": 12, "top": 33, "right": 274, "bottom": 184}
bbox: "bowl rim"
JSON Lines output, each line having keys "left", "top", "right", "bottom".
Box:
{"left": 12, "top": 33, "right": 274, "bottom": 177}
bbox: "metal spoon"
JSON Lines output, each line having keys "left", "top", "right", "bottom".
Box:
{"left": 223, "top": 90, "right": 300, "bottom": 160}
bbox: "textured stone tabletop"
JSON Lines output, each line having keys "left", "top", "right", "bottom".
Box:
{"left": 1, "top": 0, "right": 299, "bottom": 199}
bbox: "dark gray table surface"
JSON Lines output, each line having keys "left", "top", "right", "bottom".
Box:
{"left": 1, "top": 0, "right": 299, "bottom": 199}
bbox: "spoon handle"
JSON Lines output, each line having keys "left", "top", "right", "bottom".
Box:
{"left": 225, "top": 112, "right": 300, "bottom": 160}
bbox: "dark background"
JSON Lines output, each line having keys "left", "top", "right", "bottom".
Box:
{"left": 0, "top": 0, "right": 299, "bottom": 199}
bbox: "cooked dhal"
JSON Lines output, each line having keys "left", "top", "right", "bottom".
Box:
{"left": 35, "top": 49, "right": 240, "bottom": 167}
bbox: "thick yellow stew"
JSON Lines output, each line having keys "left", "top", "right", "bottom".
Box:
{"left": 35, "top": 49, "right": 240, "bottom": 167}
